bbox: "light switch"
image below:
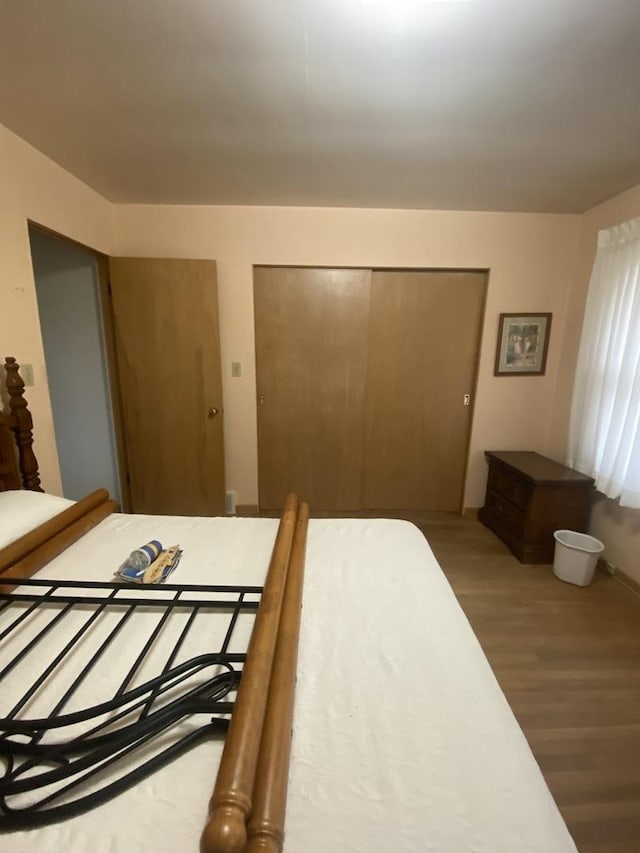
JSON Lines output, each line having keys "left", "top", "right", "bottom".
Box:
{"left": 231, "top": 362, "right": 242, "bottom": 378}
{"left": 21, "top": 363, "right": 34, "bottom": 386}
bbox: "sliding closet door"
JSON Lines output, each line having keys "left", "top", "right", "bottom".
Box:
{"left": 254, "top": 267, "right": 371, "bottom": 510}
{"left": 363, "top": 270, "right": 486, "bottom": 511}
{"left": 108, "top": 258, "right": 225, "bottom": 516}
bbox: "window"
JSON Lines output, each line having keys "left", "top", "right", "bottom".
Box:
{"left": 567, "top": 216, "right": 640, "bottom": 508}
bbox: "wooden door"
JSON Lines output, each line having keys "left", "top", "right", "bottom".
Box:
{"left": 362, "top": 270, "right": 486, "bottom": 511}
{"left": 108, "top": 258, "right": 225, "bottom": 515}
{"left": 254, "top": 267, "right": 371, "bottom": 510}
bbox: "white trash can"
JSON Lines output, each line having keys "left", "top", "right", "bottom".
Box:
{"left": 552, "top": 530, "right": 605, "bottom": 587}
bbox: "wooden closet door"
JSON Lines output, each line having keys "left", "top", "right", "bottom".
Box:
{"left": 108, "top": 258, "right": 225, "bottom": 516}
{"left": 363, "top": 270, "right": 486, "bottom": 511}
{"left": 254, "top": 267, "right": 371, "bottom": 510}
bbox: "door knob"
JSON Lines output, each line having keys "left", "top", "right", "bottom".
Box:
{"left": 208, "top": 407, "right": 219, "bottom": 419}
{"left": 258, "top": 394, "right": 265, "bottom": 406}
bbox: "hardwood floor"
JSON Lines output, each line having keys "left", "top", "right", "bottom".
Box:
{"left": 417, "top": 511, "right": 640, "bottom": 853}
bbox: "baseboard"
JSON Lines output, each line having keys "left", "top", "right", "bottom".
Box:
{"left": 463, "top": 507, "right": 480, "bottom": 519}
{"left": 613, "top": 567, "right": 640, "bottom": 599}
{"left": 235, "top": 504, "right": 259, "bottom": 517}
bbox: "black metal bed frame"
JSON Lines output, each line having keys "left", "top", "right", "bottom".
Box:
{"left": 0, "top": 577, "right": 263, "bottom": 830}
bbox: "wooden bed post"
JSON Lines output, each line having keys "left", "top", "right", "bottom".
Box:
{"left": 201, "top": 493, "right": 299, "bottom": 853}
{"left": 246, "top": 500, "right": 309, "bottom": 853}
{"left": 4, "top": 357, "right": 43, "bottom": 492}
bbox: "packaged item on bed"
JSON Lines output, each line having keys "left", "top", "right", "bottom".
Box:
{"left": 116, "top": 540, "right": 163, "bottom": 583}
{"left": 116, "top": 543, "right": 183, "bottom": 584}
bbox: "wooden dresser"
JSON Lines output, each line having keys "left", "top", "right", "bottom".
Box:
{"left": 478, "top": 451, "right": 594, "bottom": 564}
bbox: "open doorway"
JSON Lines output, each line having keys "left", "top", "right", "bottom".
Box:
{"left": 28, "top": 226, "right": 122, "bottom": 504}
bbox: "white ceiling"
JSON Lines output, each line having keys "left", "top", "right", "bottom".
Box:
{"left": 1, "top": 0, "right": 639, "bottom": 212}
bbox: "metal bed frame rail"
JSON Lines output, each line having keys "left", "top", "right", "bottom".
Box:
{"left": 0, "top": 577, "right": 263, "bottom": 829}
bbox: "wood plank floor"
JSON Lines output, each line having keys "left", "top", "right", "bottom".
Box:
{"left": 416, "top": 511, "right": 640, "bottom": 853}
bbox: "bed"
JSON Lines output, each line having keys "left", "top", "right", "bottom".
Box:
{"left": 0, "top": 357, "right": 578, "bottom": 852}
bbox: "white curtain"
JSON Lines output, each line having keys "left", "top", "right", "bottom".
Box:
{"left": 567, "top": 215, "right": 640, "bottom": 508}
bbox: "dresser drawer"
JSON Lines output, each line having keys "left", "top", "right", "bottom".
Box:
{"left": 485, "top": 488, "right": 525, "bottom": 539}
{"left": 488, "top": 466, "right": 531, "bottom": 511}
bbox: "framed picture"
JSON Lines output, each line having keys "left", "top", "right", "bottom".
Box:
{"left": 494, "top": 313, "right": 552, "bottom": 376}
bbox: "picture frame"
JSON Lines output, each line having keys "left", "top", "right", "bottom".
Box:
{"left": 494, "top": 313, "right": 552, "bottom": 376}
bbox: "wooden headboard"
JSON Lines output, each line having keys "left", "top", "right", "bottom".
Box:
{"left": 0, "top": 357, "right": 42, "bottom": 493}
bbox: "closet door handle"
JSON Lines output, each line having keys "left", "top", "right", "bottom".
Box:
{"left": 208, "top": 407, "right": 219, "bottom": 419}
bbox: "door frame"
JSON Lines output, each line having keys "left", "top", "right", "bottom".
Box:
{"left": 27, "top": 220, "right": 132, "bottom": 510}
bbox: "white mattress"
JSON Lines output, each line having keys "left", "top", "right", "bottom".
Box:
{"left": 0, "top": 490, "right": 74, "bottom": 549}
{"left": 1, "top": 510, "right": 577, "bottom": 853}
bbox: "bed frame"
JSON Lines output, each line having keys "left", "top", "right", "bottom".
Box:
{"left": 0, "top": 356, "right": 307, "bottom": 853}
{"left": 0, "top": 357, "right": 42, "bottom": 493}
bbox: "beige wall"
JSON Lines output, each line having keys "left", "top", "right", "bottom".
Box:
{"left": 0, "top": 125, "right": 115, "bottom": 491}
{"left": 114, "top": 205, "right": 580, "bottom": 507}
{"left": 550, "top": 183, "right": 640, "bottom": 584}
